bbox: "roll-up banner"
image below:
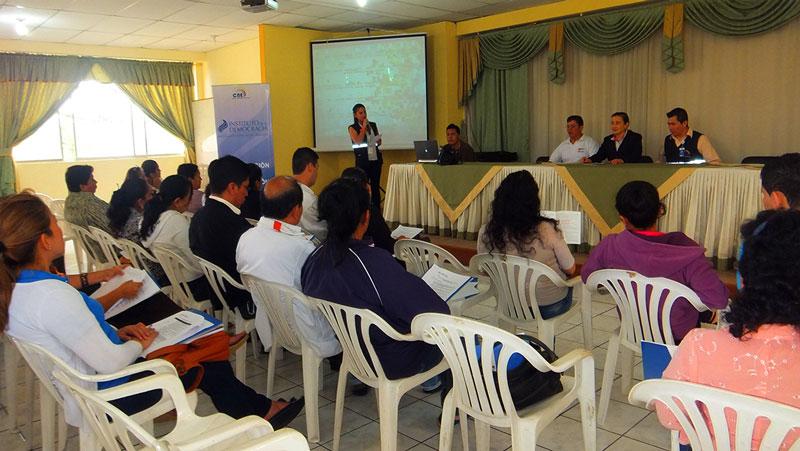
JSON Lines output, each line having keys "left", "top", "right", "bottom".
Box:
{"left": 211, "top": 83, "right": 275, "bottom": 180}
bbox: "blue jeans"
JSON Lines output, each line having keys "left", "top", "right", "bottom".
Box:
{"left": 538, "top": 287, "right": 574, "bottom": 320}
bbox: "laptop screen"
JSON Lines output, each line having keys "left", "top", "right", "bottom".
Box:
{"left": 414, "top": 140, "right": 439, "bottom": 162}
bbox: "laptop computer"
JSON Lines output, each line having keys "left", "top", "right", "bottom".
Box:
{"left": 414, "top": 140, "right": 439, "bottom": 163}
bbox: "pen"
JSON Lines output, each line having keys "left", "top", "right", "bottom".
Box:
{"left": 175, "top": 317, "right": 191, "bottom": 326}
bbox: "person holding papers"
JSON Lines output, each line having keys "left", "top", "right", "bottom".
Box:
{"left": 477, "top": 171, "right": 577, "bottom": 319}
{"left": 348, "top": 103, "right": 383, "bottom": 207}
{"left": 0, "top": 193, "right": 304, "bottom": 429}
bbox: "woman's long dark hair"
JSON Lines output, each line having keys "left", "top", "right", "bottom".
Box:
{"left": 351, "top": 103, "right": 365, "bottom": 128}
{"left": 108, "top": 178, "right": 149, "bottom": 235}
{"left": 318, "top": 178, "right": 370, "bottom": 265}
{"left": 482, "top": 170, "right": 556, "bottom": 255}
{"left": 725, "top": 209, "right": 800, "bottom": 338}
{"left": 140, "top": 175, "right": 191, "bottom": 240}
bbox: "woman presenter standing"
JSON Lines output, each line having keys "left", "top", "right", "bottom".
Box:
{"left": 348, "top": 103, "right": 382, "bottom": 207}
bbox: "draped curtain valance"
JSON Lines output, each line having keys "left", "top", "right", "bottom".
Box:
{"left": 564, "top": 6, "right": 664, "bottom": 55}
{"left": 686, "top": 0, "right": 800, "bottom": 36}
{"left": 479, "top": 25, "right": 549, "bottom": 70}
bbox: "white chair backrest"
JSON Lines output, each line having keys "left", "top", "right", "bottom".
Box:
{"left": 473, "top": 253, "right": 569, "bottom": 322}
{"left": 151, "top": 245, "right": 204, "bottom": 309}
{"left": 585, "top": 269, "right": 708, "bottom": 347}
{"left": 196, "top": 256, "right": 245, "bottom": 315}
{"left": 629, "top": 379, "right": 800, "bottom": 451}
{"left": 315, "top": 299, "right": 411, "bottom": 384}
{"left": 117, "top": 238, "right": 160, "bottom": 272}
{"left": 246, "top": 218, "right": 259, "bottom": 227}
{"left": 50, "top": 199, "right": 66, "bottom": 219}
{"left": 68, "top": 222, "right": 107, "bottom": 265}
{"left": 394, "top": 239, "right": 467, "bottom": 277}
{"left": 89, "top": 226, "right": 122, "bottom": 266}
{"left": 10, "top": 337, "right": 75, "bottom": 407}
{"left": 35, "top": 192, "right": 55, "bottom": 208}
{"left": 411, "top": 313, "right": 563, "bottom": 420}
{"left": 241, "top": 275, "right": 303, "bottom": 355}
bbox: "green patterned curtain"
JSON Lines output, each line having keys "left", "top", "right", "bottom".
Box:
{"left": 468, "top": 66, "right": 529, "bottom": 159}
{"left": 686, "top": 0, "right": 800, "bottom": 35}
{"left": 548, "top": 22, "right": 566, "bottom": 84}
{"left": 0, "top": 54, "right": 92, "bottom": 195}
{"left": 479, "top": 24, "right": 549, "bottom": 70}
{"left": 564, "top": 6, "right": 664, "bottom": 55}
{"left": 663, "top": 4, "right": 686, "bottom": 73}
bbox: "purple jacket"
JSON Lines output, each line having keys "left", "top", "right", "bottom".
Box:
{"left": 301, "top": 240, "right": 449, "bottom": 379}
{"left": 581, "top": 229, "right": 728, "bottom": 340}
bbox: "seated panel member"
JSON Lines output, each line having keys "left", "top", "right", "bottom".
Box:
{"left": 439, "top": 123, "right": 476, "bottom": 163}
{"left": 549, "top": 115, "right": 599, "bottom": 163}
{"left": 663, "top": 107, "right": 721, "bottom": 164}
{"left": 584, "top": 112, "right": 643, "bottom": 164}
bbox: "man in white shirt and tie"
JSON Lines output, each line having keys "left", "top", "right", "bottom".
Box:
{"left": 292, "top": 147, "right": 328, "bottom": 241}
{"left": 549, "top": 115, "right": 599, "bottom": 163}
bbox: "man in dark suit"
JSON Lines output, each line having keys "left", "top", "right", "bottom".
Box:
{"left": 189, "top": 155, "right": 255, "bottom": 319}
{"left": 583, "top": 112, "right": 643, "bottom": 164}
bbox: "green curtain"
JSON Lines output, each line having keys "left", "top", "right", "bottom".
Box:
{"left": 0, "top": 54, "right": 91, "bottom": 195}
{"left": 564, "top": 6, "right": 664, "bottom": 55}
{"left": 686, "top": 0, "right": 800, "bottom": 35}
{"left": 93, "top": 59, "right": 196, "bottom": 162}
{"left": 468, "top": 66, "right": 529, "bottom": 159}
{"left": 479, "top": 24, "right": 549, "bottom": 70}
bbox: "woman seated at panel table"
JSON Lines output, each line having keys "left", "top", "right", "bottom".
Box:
{"left": 0, "top": 193, "right": 304, "bottom": 429}
{"left": 580, "top": 180, "right": 728, "bottom": 341}
{"left": 657, "top": 209, "right": 800, "bottom": 449}
{"left": 477, "top": 170, "right": 577, "bottom": 319}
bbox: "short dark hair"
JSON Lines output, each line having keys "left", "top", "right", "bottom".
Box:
{"left": 666, "top": 107, "right": 689, "bottom": 123}
{"left": 247, "top": 163, "right": 262, "bottom": 189}
{"left": 341, "top": 166, "right": 369, "bottom": 186}
{"left": 292, "top": 147, "right": 319, "bottom": 175}
{"left": 566, "top": 115, "right": 584, "bottom": 127}
{"left": 615, "top": 181, "right": 663, "bottom": 229}
{"left": 208, "top": 155, "right": 249, "bottom": 195}
{"left": 261, "top": 177, "right": 303, "bottom": 220}
{"left": 446, "top": 123, "right": 461, "bottom": 134}
{"left": 142, "top": 160, "right": 159, "bottom": 177}
{"left": 177, "top": 163, "right": 199, "bottom": 179}
{"left": 65, "top": 165, "right": 93, "bottom": 192}
{"left": 761, "top": 153, "right": 800, "bottom": 208}
{"left": 611, "top": 112, "right": 630, "bottom": 124}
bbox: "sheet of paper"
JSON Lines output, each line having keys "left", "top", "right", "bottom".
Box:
{"left": 391, "top": 225, "right": 423, "bottom": 240}
{"left": 449, "top": 280, "right": 481, "bottom": 302}
{"left": 422, "top": 264, "right": 474, "bottom": 302}
{"left": 541, "top": 210, "right": 582, "bottom": 245}
{"left": 97, "top": 267, "right": 161, "bottom": 319}
{"left": 140, "top": 310, "right": 215, "bottom": 356}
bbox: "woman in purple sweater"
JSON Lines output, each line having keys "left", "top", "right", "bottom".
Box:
{"left": 580, "top": 181, "right": 728, "bottom": 341}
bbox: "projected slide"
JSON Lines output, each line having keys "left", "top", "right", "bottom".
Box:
{"left": 312, "top": 34, "right": 428, "bottom": 151}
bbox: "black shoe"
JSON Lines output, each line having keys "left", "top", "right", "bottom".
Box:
{"left": 267, "top": 397, "right": 305, "bottom": 430}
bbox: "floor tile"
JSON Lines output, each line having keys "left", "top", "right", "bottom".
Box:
{"left": 604, "top": 436, "right": 665, "bottom": 450}
{"left": 537, "top": 415, "right": 619, "bottom": 451}
{"left": 321, "top": 421, "right": 419, "bottom": 451}
{"left": 423, "top": 419, "right": 514, "bottom": 451}
{"left": 396, "top": 398, "right": 445, "bottom": 442}
{"left": 287, "top": 399, "right": 372, "bottom": 445}
{"left": 624, "top": 411, "right": 671, "bottom": 450}
{"left": 564, "top": 398, "right": 649, "bottom": 435}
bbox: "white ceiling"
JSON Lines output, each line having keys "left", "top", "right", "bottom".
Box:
{"left": 0, "top": 0, "right": 556, "bottom": 52}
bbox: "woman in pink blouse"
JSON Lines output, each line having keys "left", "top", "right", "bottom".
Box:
{"left": 657, "top": 209, "right": 800, "bottom": 449}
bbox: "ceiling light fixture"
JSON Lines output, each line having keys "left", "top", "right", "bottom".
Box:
{"left": 14, "top": 19, "right": 29, "bottom": 36}
{"left": 357, "top": 0, "right": 367, "bottom": 7}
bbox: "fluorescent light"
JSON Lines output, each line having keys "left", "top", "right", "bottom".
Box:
{"left": 14, "top": 20, "right": 29, "bottom": 36}
{"left": 356, "top": 0, "right": 367, "bottom": 7}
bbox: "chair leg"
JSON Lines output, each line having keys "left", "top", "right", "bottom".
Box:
{"left": 475, "top": 419, "right": 490, "bottom": 451}
{"left": 577, "top": 358, "right": 597, "bottom": 451}
{"left": 376, "top": 385, "right": 400, "bottom": 451}
{"left": 4, "top": 341, "right": 18, "bottom": 431}
{"left": 57, "top": 410, "right": 67, "bottom": 451}
{"left": 266, "top": 343, "right": 278, "bottom": 397}
{"left": 40, "top": 384, "right": 57, "bottom": 451}
{"left": 511, "top": 420, "right": 537, "bottom": 451}
{"left": 331, "top": 367, "right": 349, "bottom": 451}
{"left": 598, "top": 334, "right": 621, "bottom": 425}
{"left": 24, "top": 365, "right": 35, "bottom": 447}
{"left": 301, "top": 352, "right": 321, "bottom": 443}
{"left": 670, "top": 430, "right": 680, "bottom": 451}
{"left": 619, "top": 347, "right": 634, "bottom": 393}
{"left": 439, "top": 392, "right": 457, "bottom": 451}
{"left": 78, "top": 427, "right": 100, "bottom": 451}
{"left": 234, "top": 342, "right": 246, "bottom": 382}
{"left": 539, "top": 321, "right": 556, "bottom": 351}
{"left": 581, "top": 285, "right": 593, "bottom": 350}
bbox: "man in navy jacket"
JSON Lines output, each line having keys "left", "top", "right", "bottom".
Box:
{"left": 584, "top": 112, "right": 643, "bottom": 164}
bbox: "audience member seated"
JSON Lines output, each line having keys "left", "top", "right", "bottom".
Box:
{"left": 583, "top": 112, "right": 643, "bottom": 164}
{"left": 292, "top": 147, "right": 328, "bottom": 241}
{"left": 177, "top": 163, "right": 204, "bottom": 214}
{"left": 301, "top": 178, "right": 450, "bottom": 390}
{"left": 237, "top": 176, "right": 341, "bottom": 359}
{"left": 189, "top": 156, "right": 257, "bottom": 321}
{"left": 0, "top": 193, "right": 303, "bottom": 428}
{"left": 439, "top": 123, "right": 475, "bottom": 163}
{"left": 549, "top": 115, "right": 600, "bottom": 163}
{"left": 140, "top": 175, "right": 215, "bottom": 308}
{"left": 125, "top": 166, "right": 145, "bottom": 182}
{"left": 760, "top": 153, "right": 800, "bottom": 211}
{"left": 341, "top": 167, "right": 396, "bottom": 254}
{"left": 657, "top": 209, "right": 800, "bottom": 449}
{"left": 142, "top": 159, "right": 161, "bottom": 191}
{"left": 663, "top": 107, "right": 721, "bottom": 164}
{"left": 64, "top": 165, "right": 112, "bottom": 234}
{"left": 477, "top": 170, "right": 577, "bottom": 319}
{"left": 241, "top": 163, "right": 264, "bottom": 221}
{"left": 580, "top": 181, "right": 727, "bottom": 341}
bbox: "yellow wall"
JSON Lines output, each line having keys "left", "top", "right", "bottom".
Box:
{"left": 203, "top": 38, "right": 262, "bottom": 97}
{"left": 0, "top": 39, "right": 203, "bottom": 61}
{"left": 17, "top": 155, "right": 185, "bottom": 201}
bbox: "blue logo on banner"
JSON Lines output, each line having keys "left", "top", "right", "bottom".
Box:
{"left": 217, "top": 120, "right": 229, "bottom": 133}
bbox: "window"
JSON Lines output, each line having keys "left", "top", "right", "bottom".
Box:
{"left": 12, "top": 81, "right": 185, "bottom": 162}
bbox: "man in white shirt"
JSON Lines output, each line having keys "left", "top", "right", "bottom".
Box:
{"left": 236, "top": 176, "right": 341, "bottom": 359}
{"left": 292, "top": 147, "right": 328, "bottom": 241}
{"left": 549, "top": 115, "right": 599, "bottom": 163}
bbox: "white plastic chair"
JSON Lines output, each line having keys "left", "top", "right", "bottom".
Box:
{"left": 66, "top": 222, "right": 111, "bottom": 271}
{"left": 55, "top": 370, "right": 291, "bottom": 451}
{"left": 242, "top": 275, "right": 325, "bottom": 443}
{"left": 394, "top": 239, "right": 493, "bottom": 316}
{"left": 411, "top": 313, "right": 596, "bottom": 451}
{"left": 585, "top": 269, "right": 710, "bottom": 425}
{"left": 89, "top": 226, "right": 123, "bottom": 266}
{"left": 196, "top": 257, "right": 258, "bottom": 382}
{"left": 315, "top": 299, "right": 448, "bottom": 451}
{"left": 472, "top": 253, "right": 590, "bottom": 351}
{"left": 35, "top": 192, "right": 55, "bottom": 208}
{"left": 246, "top": 218, "right": 259, "bottom": 227}
{"left": 150, "top": 245, "right": 214, "bottom": 314}
{"left": 9, "top": 337, "right": 197, "bottom": 450}
{"left": 3, "top": 336, "right": 37, "bottom": 445}
{"left": 629, "top": 379, "right": 800, "bottom": 451}
{"left": 51, "top": 201, "right": 85, "bottom": 272}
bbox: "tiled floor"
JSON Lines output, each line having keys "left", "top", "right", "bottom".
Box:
{"left": 0, "top": 242, "right": 675, "bottom": 450}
